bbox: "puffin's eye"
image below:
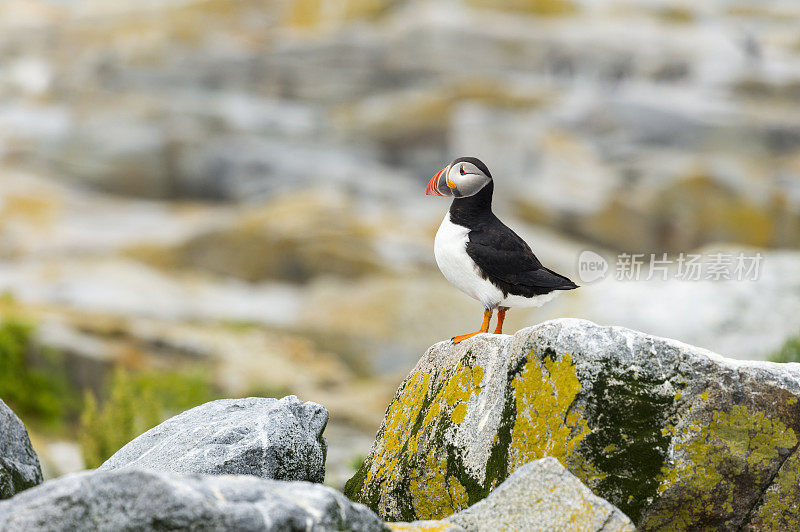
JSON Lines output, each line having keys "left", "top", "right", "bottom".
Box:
{"left": 459, "top": 166, "right": 466, "bottom": 176}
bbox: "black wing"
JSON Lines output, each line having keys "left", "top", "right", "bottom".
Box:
{"left": 466, "top": 218, "right": 578, "bottom": 298}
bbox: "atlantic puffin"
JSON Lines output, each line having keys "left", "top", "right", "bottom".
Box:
{"left": 426, "top": 156, "right": 578, "bottom": 343}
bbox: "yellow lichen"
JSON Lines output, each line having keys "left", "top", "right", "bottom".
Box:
{"left": 410, "top": 451, "right": 469, "bottom": 520}
{"left": 360, "top": 360, "right": 484, "bottom": 519}
{"left": 442, "top": 363, "right": 482, "bottom": 409}
{"left": 451, "top": 403, "right": 467, "bottom": 424}
{"left": 649, "top": 404, "right": 798, "bottom": 529}
{"left": 508, "top": 353, "right": 591, "bottom": 474}
{"left": 406, "top": 362, "right": 483, "bottom": 518}
{"left": 752, "top": 450, "right": 800, "bottom": 529}
{"left": 364, "top": 371, "right": 432, "bottom": 489}
{"left": 447, "top": 475, "right": 468, "bottom": 508}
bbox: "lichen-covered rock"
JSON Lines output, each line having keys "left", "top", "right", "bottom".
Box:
{"left": 0, "top": 469, "right": 387, "bottom": 531}
{"left": 447, "top": 457, "right": 632, "bottom": 531}
{"left": 100, "top": 396, "right": 328, "bottom": 483}
{"left": 345, "top": 319, "right": 800, "bottom": 529}
{"left": 0, "top": 399, "right": 43, "bottom": 499}
{"left": 745, "top": 447, "right": 800, "bottom": 531}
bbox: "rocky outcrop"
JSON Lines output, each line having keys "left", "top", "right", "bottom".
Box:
{"left": 345, "top": 319, "right": 800, "bottom": 529}
{"left": 5, "top": 0, "right": 800, "bottom": 252}
{"left": 0, "top": 469, "right": 387, "bottom": 531}
{"left": 0, "top": 399, "right": 43, "bottom": 499}
{"left": 100, "top": 396, "right": 328, "bottom": 483}
{"left": 126, "top": 193, "right": 419, "bottom": 284}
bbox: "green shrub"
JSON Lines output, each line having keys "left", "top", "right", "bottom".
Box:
{"left": 0, "top": 318, "right": 77, "bottom": 426}
{"left": 79, "top": 369, "right": 160, "bottom": 468}
{"left": 768, "top": 333, "right": 800, "bottom": 363}
{"left": 79, "top": 367, "right": 216, "bottom": 468}
{"left": 133, "top": 369, "right": 217, "bottom": 417}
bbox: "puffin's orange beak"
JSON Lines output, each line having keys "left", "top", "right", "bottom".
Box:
{"left": 426, "top": 166, "right": 451, "bottom": 196}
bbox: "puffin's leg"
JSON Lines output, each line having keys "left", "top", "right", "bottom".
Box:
{"left": 493, "top": 307, "right": 508, "bottom": 334}
{"left": 452, "top": 309, "right": 493, "bottom": 344}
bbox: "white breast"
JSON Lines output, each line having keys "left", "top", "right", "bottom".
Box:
{"left": 434, "top": 213, "right": 504, "bottom": 310}
{"left": 434, "top": 212, "right": 563, "bottom": 310}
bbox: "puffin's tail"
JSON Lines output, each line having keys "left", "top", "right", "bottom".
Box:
{"left": 542, "top": 267, "right": 579, "bottom": 290}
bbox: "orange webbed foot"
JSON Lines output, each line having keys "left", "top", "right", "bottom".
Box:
{"left": 451, "top": 309, "right": 493, "bottom": 344}
{"left": 451, "top": 331, "right": 482, "bottom": 344}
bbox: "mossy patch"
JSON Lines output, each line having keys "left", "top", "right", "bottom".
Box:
{"left": 579, "top": 370, "right": 677, "bottom": 522}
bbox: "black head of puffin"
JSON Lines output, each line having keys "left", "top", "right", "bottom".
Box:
{"left": 426, "top": 156, "right": 492, "bottom": 198}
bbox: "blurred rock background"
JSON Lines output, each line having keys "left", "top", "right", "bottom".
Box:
{"left": 1, "top": 0, "right": 799, "bottom": 488}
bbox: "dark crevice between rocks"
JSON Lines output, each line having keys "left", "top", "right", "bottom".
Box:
{"left": 734, "top": 429, "right": 800, "bottom": 531}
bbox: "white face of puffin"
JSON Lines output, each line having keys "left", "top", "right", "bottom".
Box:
{"left": 425, "top": 160, "right": 491, "bottom": 198}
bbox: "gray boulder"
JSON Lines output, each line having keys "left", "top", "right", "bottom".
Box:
{"left": 445, "top": 457, "right": 633, "bottom": 532}
{"left": 388, "top": 458, "right": 632, "bottom": 532}
{"left": 0, "top": 399, "right": 43, "bottom": 499}
{"left": 0, "top": 469, "right": 387, "bottom": 531}
{"left": 346, "top": 319, "right": 800, "bottom": 529}
{"left": 100, "top": 396, "right": 327, "bottom": 483}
